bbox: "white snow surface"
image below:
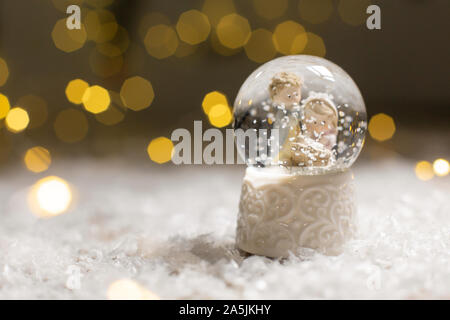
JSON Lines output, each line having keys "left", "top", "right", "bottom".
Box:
{"left": 0, "top": 159, "right": 449, "bottom": 299}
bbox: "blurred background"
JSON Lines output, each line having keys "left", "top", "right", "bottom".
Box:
{"left": 0, "top": 0, "right": 449, "bottom": 216}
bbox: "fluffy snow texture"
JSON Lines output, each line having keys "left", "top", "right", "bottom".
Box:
{"left": 0, "top": 159, "right": 449, "bottom": 299}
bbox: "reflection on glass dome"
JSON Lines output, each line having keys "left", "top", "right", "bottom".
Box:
{"left": 233, "top": 55, "right": 366, "bottom": 174}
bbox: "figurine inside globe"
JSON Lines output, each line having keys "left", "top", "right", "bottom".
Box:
{"left": 233, "top": 55, "right": 367, "bottom": 173}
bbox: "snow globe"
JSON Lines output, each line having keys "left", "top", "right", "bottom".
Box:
{"left": 233, "top": 55, "right": 366, "bottom": 257}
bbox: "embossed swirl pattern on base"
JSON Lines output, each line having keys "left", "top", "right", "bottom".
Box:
{"left": 236, "top": 177, "right": 356, "bottom": 257}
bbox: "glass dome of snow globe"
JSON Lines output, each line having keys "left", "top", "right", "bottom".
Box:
{"left": 233, "top": 55, "right": 366, "bottom": 174}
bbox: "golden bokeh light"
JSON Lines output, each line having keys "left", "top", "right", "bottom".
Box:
{"left": 273, "top": 21, "right": 308, "bottom": 55}
{"left": 176, "top": 10, "right": 211, "bottom": 45}
{"left": 85, "top": 9, "right": 118, "bottom": 43}
{"left": 338, "top": 0, "right": 371, "bottom": 26}
{"left": 82, "top": 85, "right": 111, "bottom": 114}
{"left": 101, "top": 25, "right": 130, "bottom": 55}
{"left": 147, "top": 137, "right": 174, "bottom": 164}
{"left": 208, "top": 104, "right": 232, "bottom": 128}
{"left": 54, "top": 108, "right": 89, "bottom": 143}
{"left": 0, "top": 93, "right": 11, "bottom": 119}
{"left": 17, "top": 95, "right": 48, "bottom": 129}
{"left": 5, "top": 107, "right": 29, "bottom": 133}
{"left": 302, "top": 32, "right": 326, "bottom": 57}
{"left": 415, "top": 161, "right": 434, "bottom": 181}
{"left": 120, "top": 76, "right": 154, "bottom": 111}
{"left": 210, "top": 30, "right": 241, "bottom": 56}
{"left": 52, "top": 19, "right": 87, "bottom": 53}
{"left": 66, "top": 79, "right": 90, "bottom": 104}
{"left": 433, "top": 158, "right": 449, "bottom": 177}
{"left": 244, "top": 28, "right": 277, "bottom": 63}
{"left": 202, "top": 91, "right": 228, "bottom": 115}
{"left": 89, "top": 48, "right": 124, "bottom": 78}
{"left": 144, "top": 24, "right": 179, "bottom": 59}
{"left": 202, "top": 0, "right": 236, "bottom": 27}
{"left": 368, "top": 113, "right": 396, "bottom": 142}
{"left": 298, "top": 0, "right": 333, "bottom": 24}
{"left": 28, "top": 176, "right": 72, "bottom": 218}
{"left": 0, "top": 57, "right": 9, "bottom": 87}
{"left": 253, "top": 0, "right": 288, "bottom": 20}
{"left": 138, "top": 12, "right": 171, "bottom": 40}
{"left": 217, "top": 14, "right": 251, "bottom": 49}
{"left": 24, "top": 146, "right": 51, "bottom": 173}
{"left": 107, "top": 279, "right": 159, "bottom": 300}
{"left": 95, "top": 91, "right": 126, "bottom": 126}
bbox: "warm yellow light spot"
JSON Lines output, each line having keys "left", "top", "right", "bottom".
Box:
{"left": 273, "top": 21, "right": 308, "bottom": 55}
{"left": 138, "top": 12, "right": 171, "bottom": 40}
{"left": 210, "top": 30, "right": 241, "bottom": 56}
{"left": 66, "top": 79, "right": 90, "bottom": 105}
{"left": 0, "top": 57, "right": 9, "bottom": 87}
{"left": 82, "top": 85, "right": 110, "bottom": 114}
{"left": 202, "top": 91, "right": 228, "bottom": 115}
{"left": 51, "top": 19, "right": 87, "bottom": 53}
{"left": 5, "top": 107, "right": 29, "bottom": 133}
{"left": 147, "top": 137, "right": 174, "bottom": 164}
{"left": 368, "top": 113, "right": 396, "bottom": 142}
{"left": 176, "top": 10, "right": 211, "bottom": 45}
{"left": 84, "top": 9, "right": 118, "bottom": 43}
{"left": 54, "top": 108, "right": 89, "bottom": 143}
{"left": 29, "top": 176, "right": 72, "bottom": 218}
{"left": 433, "top": 159, "right": 449, "bottom": 177}
{"left": 253, "top": 0, "right": 288, "bottom": 20}
{"left": 17, "top": 95, "right": 48, "bottom": 129}
{"left": 217, "top": 14, "right": 251, "bottom": 49}
{"left": 415, "top": 161, "right": 434, "bottom": 181}
{"left": 298, "top": 0, "right": 333, "bottom": 24}
{"left": 338, "top": 0, "right": 371, "bottom": 26}
{"left": 244, "top": 29, "right": 277, "bottom": 63}
{"left": 107, "top": 279, "right": 159, "bottom": 300}
{"left": 144, "top": 24, "right": 179, "bottom": 59}
{"left": 202, "top": 0, "right": 236, "bottom": 27}
{"left": 302, "top": 32, "right": 326, "bottom": 57}
{"left": 89, "top": 48, "right": 124, "bottom": 78}
{"left": 120, "top": 76, "right": 154, "bottom": 111}
{"left": 0, "top": 93, "right": 11, "bottom": 119}
{"left": 24, "top": 146, "right": 51, "bottom": 173}
{"left": 208, "top": 104, "right": 232, "bottom": 128}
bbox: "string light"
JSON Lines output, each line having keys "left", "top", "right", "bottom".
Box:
{"left": 415, "top": 161, "right": 434, "bottom": 181}
{"left": 28, "top": 176, "right": 73, "bottom": 218}
{"left": 147, "top": 137, "right": 174, "bottom": 164}
{"left": 5, "top": 107, "right": 30, "bottom": 133}
{"left": 82, "top": 85, "right": 111, "bottom": 114}
{"left": 202, "top": 91, "right": 228, "bottom": 115}
{"left": 368, "top": 113, "right": 396, "bottom": 142}
{"left": 66, "top": 79, "right": 90, "bottom": 105}
{"left": 120, "top": 76, "right": 154, "bottom": 111}
{"left": 216, "top": 14, "right": 251, "bottom": 49}
{"left": 433, "top": 159, "right": 449, "bottom": 177}
{"left": 176, "top": 10, "right": 211, "bottom": 45}
{"left": 24, "top": 146, "right": 51, "bottom": 173}
{"left": 273, "top": 21, "right": 308, "bottom": 55}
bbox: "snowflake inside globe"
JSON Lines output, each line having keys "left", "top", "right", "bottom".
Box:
{"left": 233, "top": 55, "right": 367, "bottom": 173}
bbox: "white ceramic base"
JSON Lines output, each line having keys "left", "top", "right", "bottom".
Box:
{"left": 236, "top": 167, "right": 356, "bottom": 257}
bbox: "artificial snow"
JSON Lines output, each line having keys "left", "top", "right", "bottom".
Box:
{"left": 0, "top": 159, "right": 449, "bottom": 299}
